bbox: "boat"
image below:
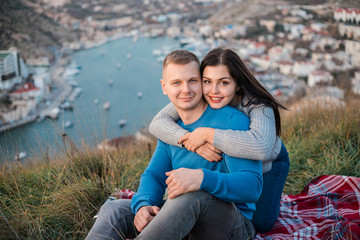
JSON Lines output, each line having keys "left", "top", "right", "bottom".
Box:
{"left": 126, "top": 53, "right": 132, "bottom": 59}
{"left": 64, "top": 120, "right": 73, "bottom": 128}
{"left": 108, "top": 80, "right": 113, "bottom": 86}
{"left": 132, "top": 35, "right": 138, "bottom": 43}
{"left": 137, "top": 92, "right": 143, "bottom": 99}
{"left": 152, "top": 49, "right": 162, "bottom": 56}
{"left": 15, "top": 151, "right": 26, "bottom": 160}
{"left": 118, "top": 119, "right": 127, "bottom": 128}
{"left": 60, "top": 100, "right": 74, "bottom": 111}
{"left": 45, "top": 107, "right": 60, "bottom": 119}
{"left": 68, "top": 80, "right": 79, "bottom": 87}
{"left": 36, "top": 115, "right": 45, "bottom": 122}
{"left": 103, "top": 102, "right": 111, "bottom": 110}
{"left": 68, "top": 87, "right": 82, "bottom": 102}
{"left": 94, "top": 99, "right": 99, "bottom": 104}
{"left": 63, "top": 67, "right": 80, "bottom": 78}
{"left": 157, "top": 56, "right": 165, "bottom": 63}
{"left": 116, "top": 63, "right": 122, "bottom": 69}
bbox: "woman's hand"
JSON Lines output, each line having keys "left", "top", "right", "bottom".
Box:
{"left": 196, "top": 143, "right": 223, "bottom": 162}
{"left": 178, "top": 128, "right": 215, "bottom": 152}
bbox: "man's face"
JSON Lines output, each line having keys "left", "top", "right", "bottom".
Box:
{"left": 161, "top": 61, "right": 202, "bottom": 112}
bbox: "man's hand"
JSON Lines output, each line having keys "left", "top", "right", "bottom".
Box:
{"left": 165, "top": 168, "right": 203, "bottom": 199}
{"left": 178, "top": 128, "right": 215, "bottom": 152}
{"left": 196, "top": 143, "right": 223, "bottom": 162}
{"left": 134, "top": 206, "right": 160, "bottom": 232}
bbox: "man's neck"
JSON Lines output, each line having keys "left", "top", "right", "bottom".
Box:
{"left": 177, "top": 100, "right": 208, "bottom": 125}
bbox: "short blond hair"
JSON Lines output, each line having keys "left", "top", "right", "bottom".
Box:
{"left": 163, "top": 50, "right": 200, "bottom": 70}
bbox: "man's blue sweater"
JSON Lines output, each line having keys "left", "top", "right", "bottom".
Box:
{"left": 131, "top": 105, "right": 263, "bottom": 220}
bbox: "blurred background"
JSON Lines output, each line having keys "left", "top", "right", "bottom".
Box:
{"left": 1, "top": 0, "right": 360, "bottom": 162}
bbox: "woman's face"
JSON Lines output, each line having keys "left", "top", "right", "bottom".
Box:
{"left": 202, "top": 65, "right": 239, "bottom": 109}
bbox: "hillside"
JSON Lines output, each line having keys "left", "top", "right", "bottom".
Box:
{"left": 0, "top": 0, "right": 75, "bottom": 59}
{"left": 0, "top": 96, "right": 359, "bottom": 239}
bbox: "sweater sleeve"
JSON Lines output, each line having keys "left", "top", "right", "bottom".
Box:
{"left": 200, "top": 112, "right": 263, "bottom": 204}
{"left": 149, "top": 103, "right": 188, "bottom": 147}
{"left": 213, "top": 106, "right": 277, "bottom": 161}
{"left": 131, "top": 140, "right": 172, "bottom": 214}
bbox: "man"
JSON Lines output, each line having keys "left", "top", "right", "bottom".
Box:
{"left": 86, "top": 50, "right": 262, "bottom": 240}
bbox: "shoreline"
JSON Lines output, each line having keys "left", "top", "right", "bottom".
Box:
{"left": 0, "top": 56, "right": 73, "bottom": 134}
{"left": 0, "top": 34, "right": 140, "bottom": 134}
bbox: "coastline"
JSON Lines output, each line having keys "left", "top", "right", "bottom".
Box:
{"left": 0, "top": 33, "right": 152, "bottom": 134}
{"left": 0, "top": 56, "right": 73, "bottom": 134}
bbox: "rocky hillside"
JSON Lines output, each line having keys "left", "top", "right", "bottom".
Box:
{"left": 0, "top": 0, "right": 75, "bottom": 59}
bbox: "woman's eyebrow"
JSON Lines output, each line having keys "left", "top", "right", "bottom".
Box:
{"left": 202, "top": 76, "right": 231, "bottom": 80}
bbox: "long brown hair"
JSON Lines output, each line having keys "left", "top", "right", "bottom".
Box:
{"left": 200, "top": 48, "right": 287, "bottom": 136}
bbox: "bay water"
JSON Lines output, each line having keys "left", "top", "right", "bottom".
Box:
{"left": 0, "top": 37, "right": 180, "bottom": 163}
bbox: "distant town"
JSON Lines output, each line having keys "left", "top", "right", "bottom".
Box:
{"left": 1, "top": 0, "right": 360, "bottom": 133}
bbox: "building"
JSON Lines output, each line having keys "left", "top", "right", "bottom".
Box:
{"left": 0, "top": 47, "right": 28, "bottom": 91}
{"left": 292, "top": 61, "right": 317, "bottom": 78}
{"left": 308, "top": 70, "right": 333, "bottom": 87}
{"left": 259, "top": 19, "right": 276, "bottom": 32}
{"left": 268, "top": 45, "right": 291, "bottom": 62}
{"left": 250, "top": 55, "right": 271, "bottom": 69}
{"left": 273, "top": 60, "right": 293, "bottom": 75}
{"left": 338, "top": 24, "right": 360, "bottom": 40}
{"left": 352, "top": 71, "right": 360, "bottom": 95}
{"left": 334, "top": 8, "right": 360, "bottom": 25}
{"left": 345, "top": 40, "right": 360, "bottom": 67}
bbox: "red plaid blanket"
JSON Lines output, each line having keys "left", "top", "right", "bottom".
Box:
{"left": 255, "top": 175, "right": 360, "bottom": 240}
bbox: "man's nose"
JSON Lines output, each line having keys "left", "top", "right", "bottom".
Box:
{"left": 182, "top": 82, "right": 191, "bottom": 92}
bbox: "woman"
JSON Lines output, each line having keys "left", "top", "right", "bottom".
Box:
{"left": 149, "top": 48, "right": 290, "bottom": 233}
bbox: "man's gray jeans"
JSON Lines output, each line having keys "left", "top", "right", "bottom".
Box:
{"left": 86, "top": 191, "right": 256, "bottom": 240}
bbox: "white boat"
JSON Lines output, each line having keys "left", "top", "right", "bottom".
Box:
{"left": 94, "top": 99, "right": 99, "bottom": 104}
{"left": 68, "top": 88, "right": 82, "bottom": 102}
{"left": 116, "top": 63, "right": 122, "bottom": 69}
{"left": 118, "top": 119, "right": 127, "bottom": 128}
{"left": 64, "top": 120, "right": 73, "bottom": 128}
{"left": 132, "top": 35, "right": 138, "bottom": 43}
{"left": 103, "top": 102, "right": 111, "bottom": 110}
{"left": 137, "top": 92, "right": 143, "bottom": 99}
{"left": 46, "top": 107, "right": 60, "bottom": 119}
{"left": 68, "top": 80, "right": 79, "bottom": 87}
{"left": 63, "top": 68, "right": 80, "bottom": 78}
{"left": 126, "top": 53, "right": 132, "bottom": 59}
{"left": 16, "top": 152, "right": 26, "bottom": 160}
{"left": 108, "top": 80, "right": 113, "bottom": 86}
{"left": 60, "top": 100, "right": 74, "bottom": 111}
{"left": 152, "top": 49, "right": 162, "bottom": 56}
{"left": 157, "top": 56, "right": 165, "bottom": 63}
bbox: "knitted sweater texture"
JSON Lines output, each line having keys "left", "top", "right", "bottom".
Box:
{"left": 149, "top": 102, "right": 282, "bottom": 173}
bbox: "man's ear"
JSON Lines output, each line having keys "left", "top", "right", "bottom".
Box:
{"left": 160, "top": 79, "right": 167, "bottom": 95}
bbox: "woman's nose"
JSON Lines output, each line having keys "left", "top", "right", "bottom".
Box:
{"left": 211, "top": 83, "right": 219, "bottom": 93}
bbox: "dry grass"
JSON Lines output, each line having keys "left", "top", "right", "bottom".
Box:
{"left": 0, "top": 97, "right": 359, "bottom": 239}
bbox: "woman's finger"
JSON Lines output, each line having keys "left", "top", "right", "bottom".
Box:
{"left": 178, "top": 133, "right": 190, "bottom": 144}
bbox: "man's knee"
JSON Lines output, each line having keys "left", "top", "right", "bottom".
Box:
{"left": 165, "top": 191, "right": 211, "bottom": 209}
{"left": 97, "top": 199, "right": 132, "bottom": 221}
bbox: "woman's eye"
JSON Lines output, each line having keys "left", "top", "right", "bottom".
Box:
{"left": 221, "top": 81, "right": 229, "bottom": 86}
{"left": 203, "top": 80, "right": 211, "bottom": 84}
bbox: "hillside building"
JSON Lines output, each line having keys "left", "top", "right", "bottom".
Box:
{"left": 0, "top": 47, "right": 28, "bottom": 91}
